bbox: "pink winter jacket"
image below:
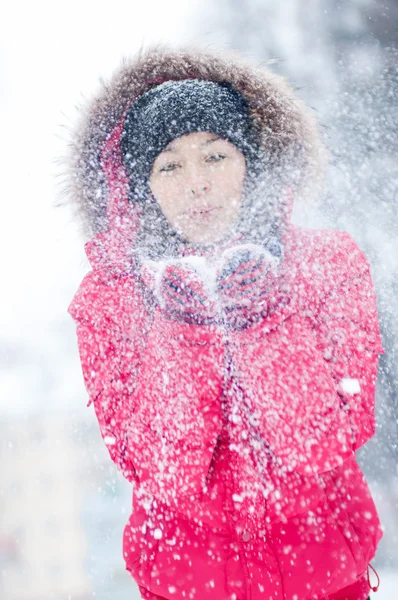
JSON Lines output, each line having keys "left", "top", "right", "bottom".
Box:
{"left": 69, "top": 222, "right": 383, "bottom": 600}
{"left": 67, "top": 47, "right": 384, "bottom": 600}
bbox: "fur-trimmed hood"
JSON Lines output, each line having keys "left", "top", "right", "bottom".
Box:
{"left": 61, "top": 44, "right": 327, "bottom": 246}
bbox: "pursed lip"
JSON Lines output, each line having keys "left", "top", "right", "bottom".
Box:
{"left": 185, "top": 205, "right": 221, "bottom": 219}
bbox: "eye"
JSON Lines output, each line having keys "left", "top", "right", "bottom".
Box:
{"left": 206, "top": 153, "right": 227, "bottom": 163}
{"left": 159, "top": 162, "right": 180, "bottom": 173}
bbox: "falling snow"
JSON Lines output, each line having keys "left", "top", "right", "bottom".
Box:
{"left": 2, "top": 2, "right": 397, "bottom": 600}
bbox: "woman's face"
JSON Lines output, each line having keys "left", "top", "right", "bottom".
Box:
{"left": 148, "top": 131, "right": 246, "bottom": 245}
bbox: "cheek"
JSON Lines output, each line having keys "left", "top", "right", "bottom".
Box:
{"left": 214, "top": 162, "right": 245, "bottom": 196}
{"left": 150, "top": 178, "right": 182, "bottom": 217}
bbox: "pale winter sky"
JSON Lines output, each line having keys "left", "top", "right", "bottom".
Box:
{"left": 0, "top": 0, "right": 203, "bottom": 415}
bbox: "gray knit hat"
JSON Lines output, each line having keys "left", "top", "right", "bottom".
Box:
{"left": 120, "top": 78, "right": 262, "bottom": 200}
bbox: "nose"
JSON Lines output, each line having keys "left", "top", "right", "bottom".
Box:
{"left": 185, "top": 165, "right": 211, "bottom": 197}
{"left": 191, "top": 183, "right": 209, "bottom": 196}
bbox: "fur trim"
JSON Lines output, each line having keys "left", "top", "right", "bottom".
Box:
{"left": 58, "top": 43, "right": 327, "bottom": 237}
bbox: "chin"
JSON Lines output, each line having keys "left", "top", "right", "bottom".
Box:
{"left": 186, "top": 231, "right": 231, "bottom": 246}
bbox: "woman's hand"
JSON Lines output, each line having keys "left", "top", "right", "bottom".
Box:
{"left": 140, "top": 242, "right": 281, "bottom": 328}
{"left": 216, "top": 245, "right": 279, "bottom": 328}
{"left": 158, "top": 264, "right": 217, "bottom": 324}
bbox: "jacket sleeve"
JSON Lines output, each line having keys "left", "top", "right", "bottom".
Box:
{"left": 69, "top": 271, "right": 143, "bottom": 484}
{"left": 69, "top": 272, "right": 224, "bottom": 506}
{"left": 74, "top": 321, "right": 138, "bottom": 482}
{"left": 125, "top": 307, "right": 224, "bottom": 506}
{"left": 308, "top": 233, "right": 384, "bottom": 451}
{"left": 228, "top": 232, "right": 384, "bottom": 476}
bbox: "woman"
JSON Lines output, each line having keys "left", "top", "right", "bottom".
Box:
{"left": 67, "top": 45, "right": 384, "bottom": 600}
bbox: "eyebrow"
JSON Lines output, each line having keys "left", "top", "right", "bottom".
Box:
{"left": 161, "top": 135, "right": 222, "bottom": 153}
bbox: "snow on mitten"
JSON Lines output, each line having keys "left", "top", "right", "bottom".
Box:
{"left": 160, "top": 264, "right": 217, "bottom": 324}
{"left": 141, "top": 259, "right": 217, "bottom": 325}
{"left": 216, "top": 244, "right": 280, "bottom": 329}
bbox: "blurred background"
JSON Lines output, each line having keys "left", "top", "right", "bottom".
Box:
{"left": 1, "top": 1, "right": 397, "bottom": 598}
